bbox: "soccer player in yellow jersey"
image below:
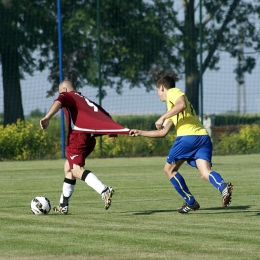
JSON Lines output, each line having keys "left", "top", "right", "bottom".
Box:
{"left": 130, "top": 71, "right": 234, "bottom": 213}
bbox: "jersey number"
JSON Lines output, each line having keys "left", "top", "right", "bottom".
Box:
{"left": 75, "top": 92, "right": 98, "bottom": 112}
{"left": 85, "top": 97, "right": 98, "bottom": 112}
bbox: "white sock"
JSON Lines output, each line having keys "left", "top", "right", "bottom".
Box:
{"left": 83, "top": 172, "right": 106, "bottom": 194}
{"left": 59, "top": 178, "right": 76, "bottom": 206}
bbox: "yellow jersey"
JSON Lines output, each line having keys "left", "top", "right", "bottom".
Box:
{"left": 166, "top": 88, "right": 208, "bottom": 136}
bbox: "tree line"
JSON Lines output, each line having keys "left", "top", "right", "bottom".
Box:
{"left": 1, "top": 0, "right": 259, "bottom": 125}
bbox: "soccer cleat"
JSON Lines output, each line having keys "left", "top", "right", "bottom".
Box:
{"left": 221, "top": 182, "right": 234, "bottom": 207}
{"left": 178, "top": 200, "right": 200, "bottom": 213}
{"left": 101, "top": 187, "right": 114, "bottom": 210}
{"left": 53, "top": 205, "right": 68, "bottom": 214}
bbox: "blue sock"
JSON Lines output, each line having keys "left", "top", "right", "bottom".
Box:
{"left": 209, "top": 171, "right": 225, "bottom": 192}
{"left": 170, "top": 173, "right": 195, "bottom": 205}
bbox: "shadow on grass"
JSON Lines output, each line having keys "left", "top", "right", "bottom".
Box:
{"left": 200, "top": 205, "right": 251, "bottom": 211}
{"left": 198, "top": 205, "right": 260, "bottom": 214}
{"left": 132, "top": 209, "right": 176, "bottom": 215}
{"left": 131, "top": 205, "right": 260, "bottom": 215}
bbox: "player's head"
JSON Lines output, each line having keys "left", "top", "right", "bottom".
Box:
{"left": 59, "top": 79, "right": 75, "bottom": 93}
{"left": 156, "top": 71, "right": 178, "bottom": 90}
{"left": 155, "top": 71, "right": 178, "bottom": 102}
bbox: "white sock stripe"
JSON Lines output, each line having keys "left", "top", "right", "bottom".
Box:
{"left": 174, "top": 176, "right": 192, "bottom": 199}
{"left": 209, "top": 173, "right": 222, "bottom": 187}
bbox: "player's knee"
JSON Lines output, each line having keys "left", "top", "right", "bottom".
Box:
{"left": 64, "top": 170, "right": 73, "bottom": 179}
{"left": 164, "top": 165, "right": 177, "bottom": 179}
{"left": 163, "top": 165, "right": 169, "bottom": 175}
{"left": 71, "top": 164, "right": 84, "bottom": 179}
{"left": 200, "top": 171, "right": 209, "bottom": 181}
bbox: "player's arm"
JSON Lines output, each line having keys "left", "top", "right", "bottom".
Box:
{"left": 40, "top": 101, "right": 62, "bottom": 130}
{"left": 155, "top": 95, "right": 186, "bottom": 130}
{"left": 130, "top": 120, "right": 173, "bottom": 138}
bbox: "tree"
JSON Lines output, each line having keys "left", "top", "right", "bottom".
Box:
{"left": 0, "top": 0, "right": 56, "bottom": 125}
{"left": 1, "top": 0, "right": 179, "bottom": 125}
{"left": 47, "top": 0, "right": 260, "bottom": 115}
{"left": 47, "top": 0, "right": 182, "bottom": 98}
{"left": 1, "top": 0, "right": 260, "bottom": 125}
{"left": 175, "top": 0, "right": 260, "bottom": 114}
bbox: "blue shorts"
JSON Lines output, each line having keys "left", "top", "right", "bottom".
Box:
{"left": 166, "top": 135, "right": 212, "bottom": 168}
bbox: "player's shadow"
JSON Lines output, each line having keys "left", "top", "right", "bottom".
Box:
{"left": 199, "top": 205, "right": 254, "bottom": 213}
{"left": 200, "top": 205, "right": 250, "bottom": 210}
{"left": 132, "top": 209, "right": 176, "bottom": 215}
{"left": 132, "top": 205, "right": 258, "bottom": 215}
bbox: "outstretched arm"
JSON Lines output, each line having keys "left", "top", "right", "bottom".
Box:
{"left": 130, "top": 120, "right": 173, "bottom": 138}
{"left": 40, "top": 101, "right": 62, "bottom": 130}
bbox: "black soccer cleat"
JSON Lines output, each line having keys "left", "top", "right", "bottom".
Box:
{"left": 101, "top": 187, "right": 114, "bottom": 210}
{"left": 178, "top": 200, "right": 200, "bottom": 214}
{"left": 53, "top": 205, "right": 68, "bottom": 214}
{"left": 221, "top": 182, "right": 234, "bottom": 207}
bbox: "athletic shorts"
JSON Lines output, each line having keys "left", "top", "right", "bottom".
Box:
{"left": 66, "top": 133, "right": 96, "bottom": 168}
{"left": 166, "top": 135, "right": 212, "bottom": 168}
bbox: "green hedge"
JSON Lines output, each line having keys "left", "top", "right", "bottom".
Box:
{"left": 0, "top": 119, "right": 61, "bottom": 161}
{"left": 212, "top": 114, "right": 260, "bottom": 126}
{"left": 90, "top": 131, "right": 176, "bottom": 158}
{"left": 213, "top": 124, "right": 260, "bottom": 155}
{"left": 0, "top": 115, "right": 260, "bottom": 161}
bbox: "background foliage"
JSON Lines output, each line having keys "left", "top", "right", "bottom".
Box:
{"left": 1, "top": 115, "right": 260, "bottom": 161}
{"left": 1, "top": 1, "right": 260, "bottom": 160}
{"left": 0, "top": 119, "right": 60, "bottom": 161}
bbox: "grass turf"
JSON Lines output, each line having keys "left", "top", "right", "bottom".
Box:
{"left": 0, "top": 154, "right": 259, "bottom": 260}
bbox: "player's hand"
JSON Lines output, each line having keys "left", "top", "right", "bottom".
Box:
{"left": 155, "top": 118, "right": 165, "bottom": 130}
{"left": 108, "top": 134, "right": 118, "bottom": 139}
{"left": 40, "top": 117, "right": 49, "bottom": 130}
{"left": 129, "top": 129, "right": 141, "bottom": 137}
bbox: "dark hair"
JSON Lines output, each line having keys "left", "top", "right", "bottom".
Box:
{"left": 156, "top": 71, "right": 178, "bottom": 89}
{"left": 149, "top": 68, "right": 178, "bottom": 89}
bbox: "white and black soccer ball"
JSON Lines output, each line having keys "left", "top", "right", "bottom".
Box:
{"left": 30, "top": 196, "right": 51, "bottom": 215}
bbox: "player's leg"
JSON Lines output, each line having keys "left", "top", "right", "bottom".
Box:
{"left": 195, "top": 135, "right": 234, "bottom": 207}
{"left": 69, "top": 135, "right": 114, "bottom": 210}
{"left": 166, "top": 137, "right": 200, "bottom": 213}
{"left": 66, "top": 133, "right": 108, "bottom": 194}
{"left": 164, "top": 160, "right": 200, "bottom": 213}
{"left": 196, "top": 159, "right": 233, "bottom": 207}
{"left": 72, "top": 165, "right": 106, "bottom": 194}
{"left": 196, "top": 158, "right": 234, "bottom": 207}
{"left": 53, "top": 160, "right": 76, "bottom": 214}
{"left": 79, "top": 167, "right": 114, "bottom": 210}
{"left": 72, "top": 164, "right": 114, "bottom": 210}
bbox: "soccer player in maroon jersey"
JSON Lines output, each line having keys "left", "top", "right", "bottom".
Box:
{"left": 40, "top": 79, "right": 129, "bottom": 214}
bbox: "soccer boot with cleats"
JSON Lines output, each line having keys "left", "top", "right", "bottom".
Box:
{"left": 178, "top": 200, "right": 200, "bottom": 214}
{"left": 221, "top": 182, "right": 234, "bottom": 207}
{"left": 101, "top": 187, "right": 114, "bottom": 210}
{"left": 53, "top": 205, "right": 68, "bottom": 214}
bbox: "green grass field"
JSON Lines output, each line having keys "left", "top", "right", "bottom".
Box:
{"left": 0, "top": 155, "right": 259, "bottom": 260}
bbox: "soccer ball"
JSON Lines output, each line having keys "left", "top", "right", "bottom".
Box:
{"left": 30, "top": 196, "right": 51, "bottom": 215}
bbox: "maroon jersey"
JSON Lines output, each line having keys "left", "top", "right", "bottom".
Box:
{"left": 55, "top": 91, "right": 129, "bottom": 135}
